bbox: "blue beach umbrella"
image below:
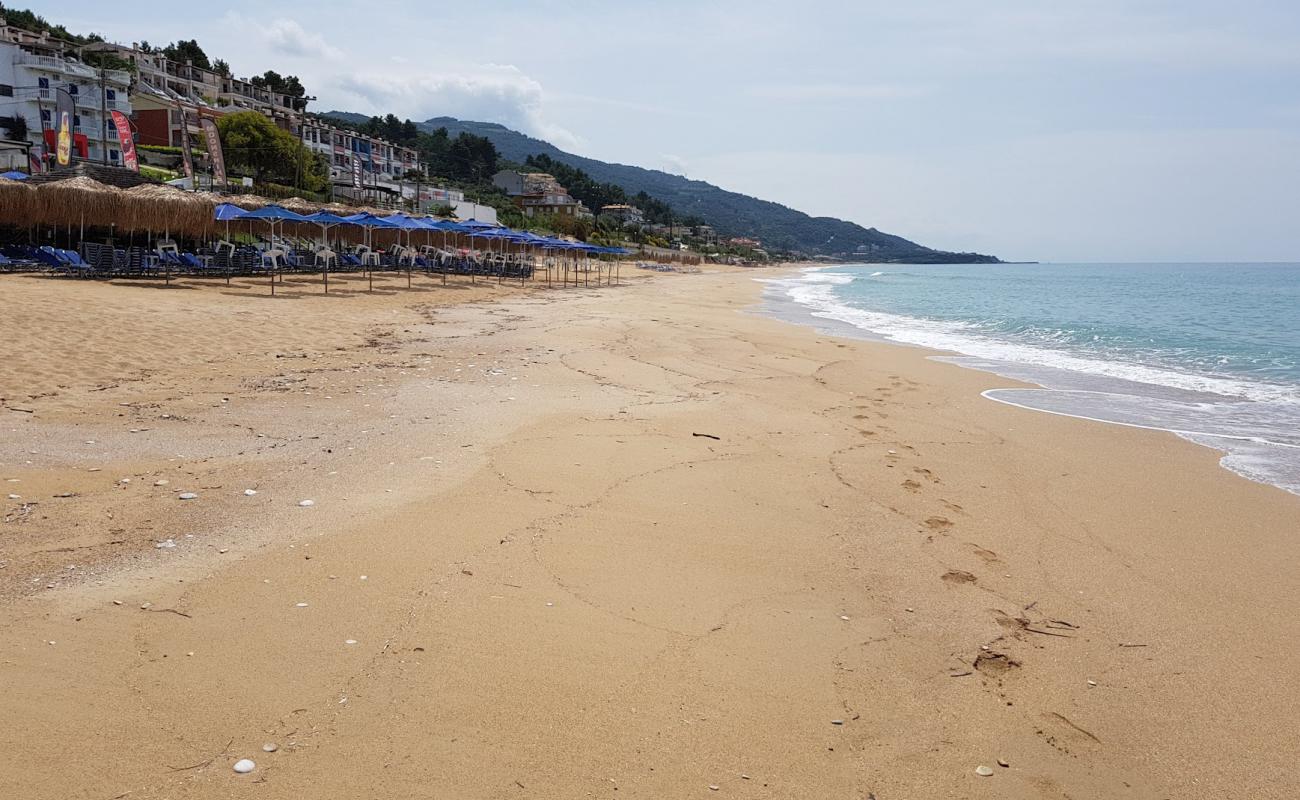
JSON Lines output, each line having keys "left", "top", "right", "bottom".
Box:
{"left": 237, "top": 206, "right": 312, "bottom": 295}
{"left": 305, "top": 211, "right": 352, "bottom": 293}
{"left": 1, "top": 170, "right": 30, "bottom": 180}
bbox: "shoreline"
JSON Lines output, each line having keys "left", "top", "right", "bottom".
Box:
{"left": 1, "top": 267, "right": 1297, "bottom": 798}
{"left": 760, "top": 263, "right": 1300, "bottom": 497}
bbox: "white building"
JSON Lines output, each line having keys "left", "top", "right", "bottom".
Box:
{"left": 0, "top": 25, "right": 133, "bottom": 169}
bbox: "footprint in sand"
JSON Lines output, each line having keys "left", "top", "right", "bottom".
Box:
{"left": 941, "top": 569, "right": 977, "bottom": 584}
{"left": 901, "top": 479, "right": 922, "bottom": 493}
{"left": 940, "top": 499, "right": 965, "bottom": 514}
{"left": 924, "top": 516, "right": 953, "bottom": 531}
{"left": 913, "top": 467, "right": 940, "bottom": 484}
{"left": 970, "top": 545, "right": 1001, "bottom": 564}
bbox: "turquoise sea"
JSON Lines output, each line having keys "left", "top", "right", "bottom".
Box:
{"left": 764, "top": 262, "right": 1300, "bottom": 495}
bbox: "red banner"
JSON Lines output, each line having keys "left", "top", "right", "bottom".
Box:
{"left": 110, "top": 110, "right": 137, "bottom": 172}
{"left": 199, "top": 117, "right": 226, "bottom": 188}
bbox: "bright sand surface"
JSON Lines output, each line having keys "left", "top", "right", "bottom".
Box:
{"left": 1, "top": 267, "right": 1297, "bottom": 799}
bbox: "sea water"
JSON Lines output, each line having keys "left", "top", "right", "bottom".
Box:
{"left": 763, "top": 262, "right": 1300, "bottom": 496}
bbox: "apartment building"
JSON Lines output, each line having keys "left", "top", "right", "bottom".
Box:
{"left": 299, "top": 117, "right": 423, "bottom": 202}
{"left": 82, "top": 42, "right": 307, "bottom": 150}
{"left": 0, "top": 22, "right": 133, "bottom": 167}
{"left": 491, "top": 169, "right": 590, "bottom": 218}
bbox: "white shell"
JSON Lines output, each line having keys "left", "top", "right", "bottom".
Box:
{"left": 262, "top": 742, "right": 278, "bottom": 752}
{"left": 178, "top": 492, "right": 198, "bottom": 500}
{"left": 233, "top": 759, "right": 255, "bottom": 773}
{"left": 244, "top": 489, "right": 258, "bottom": 496}
{"left": 298, "top": 499, "right": 315, "bottom": 507}
{"left": 975, "top": 765, "right": 994, "bottom": 777}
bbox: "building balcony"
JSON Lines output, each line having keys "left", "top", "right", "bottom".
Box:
{"left": 15, "top": 51, "right": 98, "bottom": 80}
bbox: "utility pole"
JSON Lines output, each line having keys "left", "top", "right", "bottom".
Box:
{"left": 99, "top": 67, "right": 108, "bottom": 165}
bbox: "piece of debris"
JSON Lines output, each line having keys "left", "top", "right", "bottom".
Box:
{"left": 997, "top": 758, "right": 1009, "bottom": 768}
{"left": 692, "top": 432, "right": 721, "bottom": 440}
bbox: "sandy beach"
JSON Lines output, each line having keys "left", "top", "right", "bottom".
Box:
{"left": 1, "top": 266, "right": 1297, "bottom": 799}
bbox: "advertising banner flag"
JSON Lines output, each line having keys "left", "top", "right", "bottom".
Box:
{"left": 176, "top": 101, "right": 194, "bottom": 179}
{"left": 199, "top": 117, "right": 226, "bottom": 187}
{"left": 352, "top": 152, "right": 362, "bottom": 189}
{"left": 110, "top": 110, "right": 138, "bottom": 171}
{"left": 55, "top": 88, "right": 75, "bottom": 166}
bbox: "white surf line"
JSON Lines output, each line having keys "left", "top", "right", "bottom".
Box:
{"left": 982, "top": 388, "right": 1300, "bottom": 449}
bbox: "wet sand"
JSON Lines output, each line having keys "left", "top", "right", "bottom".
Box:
{"left": 1, "top": 266, "right": 1297, "bottom": 799}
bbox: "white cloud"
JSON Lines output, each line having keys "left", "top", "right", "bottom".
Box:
{"left": 660, "top": 154, "right": 689, "bottom": 176}
{"left": 261, "top": 19, "right": 343, "bottom": 61}
{"left": 328, "top": 64, "right": 582, "bottom": 151}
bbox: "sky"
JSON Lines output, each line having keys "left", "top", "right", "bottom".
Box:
{"left": 51, "top": 0, "right": 1300, "bottom": 261}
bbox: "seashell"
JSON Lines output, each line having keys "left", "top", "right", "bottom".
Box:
{"left": 975, "top": 765, "right": 994, "bottom": 777}
{"left": 262, "top": 743, "right": 278, "bottom": 753}
{"left": 298, "top": 499, "right": 315, "bottom": 507}
{"left": 244, "top": 489, "right": 257, "bottom": 496}
{"left": 233, "top": 759, "right": 255, "bottom": 774}
{"left": 178, "top": 493, "right": 198, "bottom": 500}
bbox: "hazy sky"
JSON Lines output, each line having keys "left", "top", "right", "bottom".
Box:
{"left": 55, "top": 0, "right": 1300, "bottom": 261}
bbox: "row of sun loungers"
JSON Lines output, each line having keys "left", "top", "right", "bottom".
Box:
{"left": 1, "top": 242, "right": 538, "bottom": 281}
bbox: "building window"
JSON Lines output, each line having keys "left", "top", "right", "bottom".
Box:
{"left": 67, "top": 84, "right": 78, "bottom": 96}
{"left": 40, "top": 109, "right": 51, "bottom": 123}
{"left": 73, "top": 115, "right": 81, "bottom": 127}
{"left": 106, "top": 89, "right": 116, "bottom": 101}
{"left": 107, "top": 118, "right": 117, "bottom": 132}
{"left": 109, "top": 149, "right": 120, "bottom": 162}
{"left": 0, "top": 84, "right": 12, "bottom": 97}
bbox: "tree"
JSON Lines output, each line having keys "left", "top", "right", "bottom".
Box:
{"left": 216, "top": 111, "right": 327, "bottom": 192}
{"left": 212, "top": 59, "right": 230, "bottom": 77}
{"left": 400, "top": 119, "right": 418, "bottom": 143}
{"left": 161, "top": 39, "right": 211, "bottom": 69}
{"left": 0, "top": 115, "right": 28, "bottom": 141}
{"left": 382, "top": 113, "right": 402, "bottom": 142}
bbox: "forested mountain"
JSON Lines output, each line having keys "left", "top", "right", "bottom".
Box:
{"left": 324, "top": 111, "right": 997, "bottom": 261}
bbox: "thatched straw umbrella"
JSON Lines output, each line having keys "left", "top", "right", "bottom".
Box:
{"left": 230, "top": 194, "right": 272, "bottom": 210}
{"left": 123, "top": 184, "right": 213, "bottom": 238}
{"left": 278, "top": 197, "right": 319, "bottom": 214}
{"left": 0, "top": 177, "right": 37, "bottom": 227}
{"left": 32, "top": 177, "right": 124, "bottom": 245}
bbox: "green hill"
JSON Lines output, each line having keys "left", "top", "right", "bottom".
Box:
{"left": 323, "top": 111, "right": 998, "bottom": 262}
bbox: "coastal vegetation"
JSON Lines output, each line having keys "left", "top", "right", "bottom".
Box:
{"left": 216, "top": 111, "right": 329, "bottom": 194}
